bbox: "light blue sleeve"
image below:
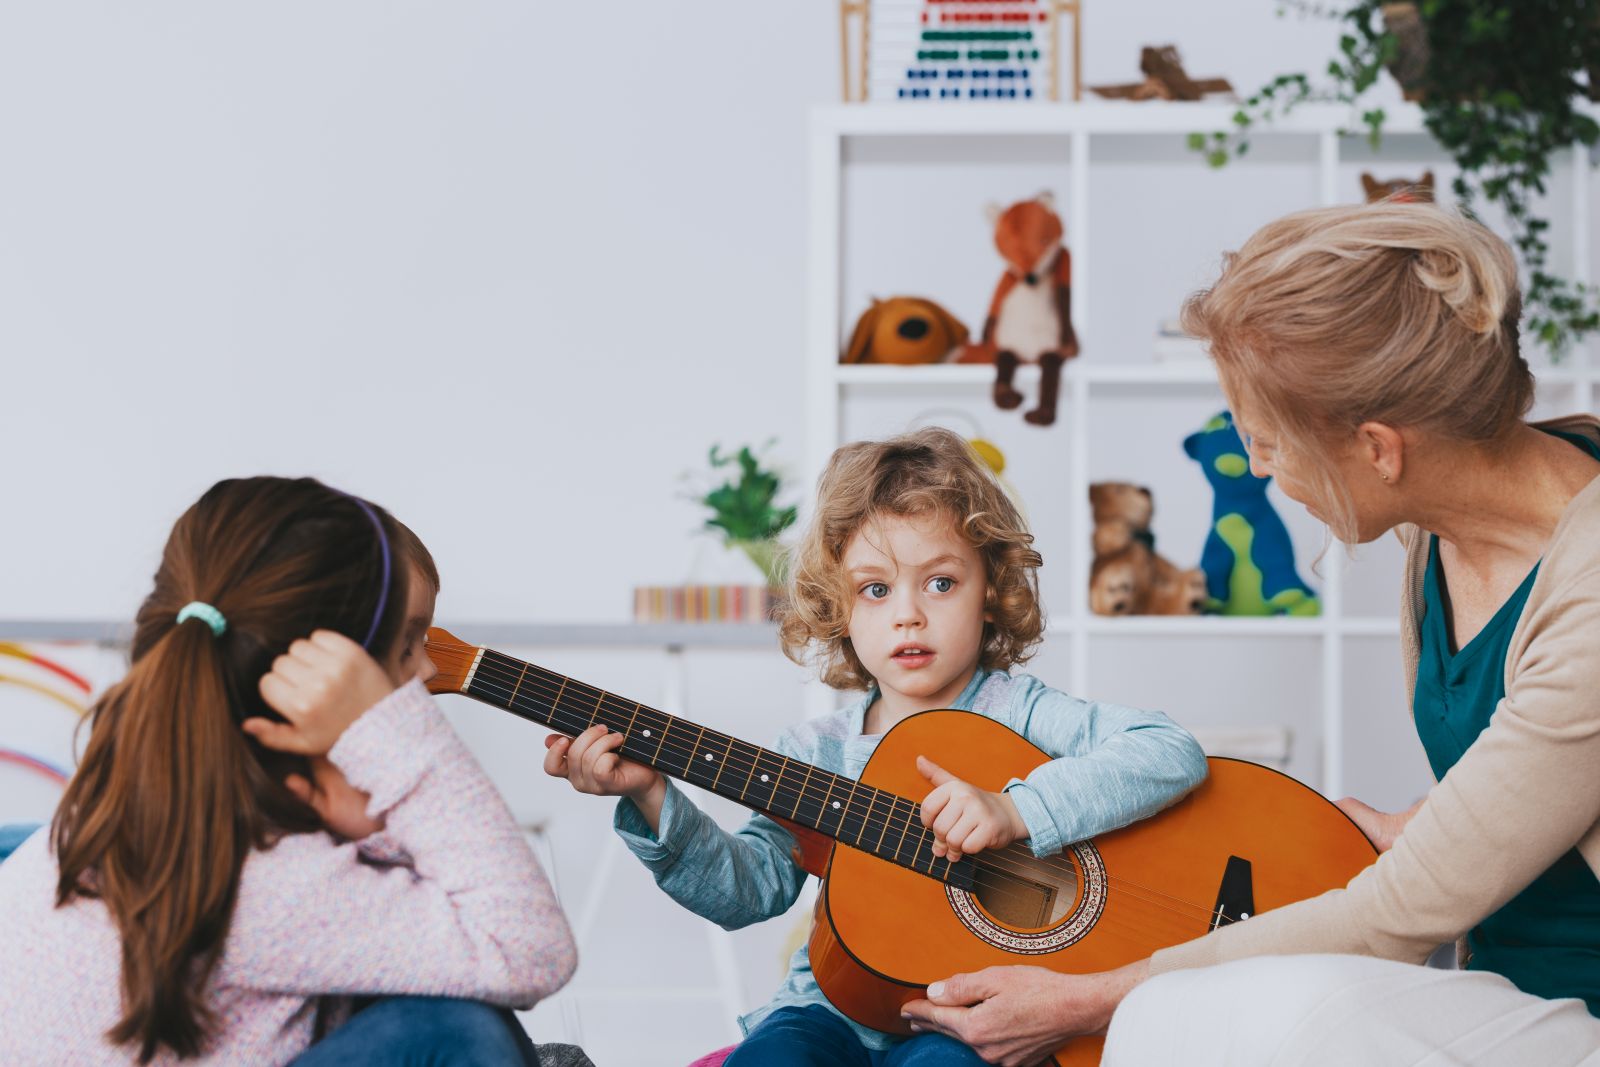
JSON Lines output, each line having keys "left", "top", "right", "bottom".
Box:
{"left": 1000, "top": 675, "right": 1208, "bottom": 857}
{"left": 611, "top": 730, "right": 810, "bottom": 931}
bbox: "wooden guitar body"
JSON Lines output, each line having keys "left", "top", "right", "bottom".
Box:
{"left": 806, "top": 710, "right": 1377, "bottom": 1066}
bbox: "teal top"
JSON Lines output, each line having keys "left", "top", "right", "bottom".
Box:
{"left": 1413, "top": 430, "right": 1600, "bottom": 1015}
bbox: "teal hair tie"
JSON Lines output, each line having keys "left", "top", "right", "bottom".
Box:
{"left": 176, "top": 601, "right": 227, "bottom": 637}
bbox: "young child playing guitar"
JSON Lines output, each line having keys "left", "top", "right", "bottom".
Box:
{"left": 543, "top": 428, "right": 1208, "bottom": 1066}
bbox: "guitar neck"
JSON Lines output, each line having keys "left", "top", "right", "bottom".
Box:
{"left": 454, "top": 644, "right": 973, "bottom": 888}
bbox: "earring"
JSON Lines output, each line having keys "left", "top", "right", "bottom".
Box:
{"left": 1380, "top": 472, "right": 1390, "bottom": 482}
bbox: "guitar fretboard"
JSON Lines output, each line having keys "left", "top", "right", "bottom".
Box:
{"left": 460, "top": 647, "right": 975, "bottom": 889}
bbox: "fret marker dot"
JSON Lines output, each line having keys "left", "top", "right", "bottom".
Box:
{"left": 704, "top": 753, "right": 714, "bottom": 762}
{"left": 642, "top": 729, "right": 651, "bottom": 738}
{"left": 760, "top": 774, "right": 770, "bottom": 783}
{"left": 832, "top": 801, "right": 841, "bottom": 809}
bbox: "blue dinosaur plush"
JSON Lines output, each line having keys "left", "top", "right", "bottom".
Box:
{"left": 1183, "top": 411, "right": 1320, "bottom": 616}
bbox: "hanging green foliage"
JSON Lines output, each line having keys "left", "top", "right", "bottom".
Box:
{"left": 1192, "top": 0, "right": 1600, "bottom": 356}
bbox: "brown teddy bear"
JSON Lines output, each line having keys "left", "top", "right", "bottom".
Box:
{"left": 842, "top": 296, "right": 969, "bottom": 365}
{"left": 1089, "top": 482, "right": 1207, "bottom": 616}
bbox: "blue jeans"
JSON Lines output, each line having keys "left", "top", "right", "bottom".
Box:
{"left": 724, "top": 1005, "right": 986, "bottom": 1067}
{"left": 293, "top": 997, "right": 541, "bottom": 1066}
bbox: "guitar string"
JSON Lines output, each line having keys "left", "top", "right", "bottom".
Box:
{"left": 433, "top": 644, "right": 1243, "bottom": 929}
{"left": 431, "top": 643, "right": 1244, "bottom": 930}
{"left": 440, "top": 650, "right": 1217, "bottom": 947}
{"left": 442, "top": 649, "right": 1088, "bottom": 915}
{"left": 429, "top": 643, "right": 1263, "bottom": 930}
{"left": 433, "top": 642, "right": 1225, "bottom": 911}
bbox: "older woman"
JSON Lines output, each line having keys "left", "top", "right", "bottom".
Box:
{"left": 902, "top": 202, "right": 1600, "bottom": 1065}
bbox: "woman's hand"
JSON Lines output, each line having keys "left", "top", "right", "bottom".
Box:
{"left": 544, "top": 725, "right": 667, "bottom": 827}
{"left": 900, "top": 961, "right": 1148, "bottom": 1066}
{"left": 247, "top": 630, "right": 396, "bottom": 756}
{"left": 1335, "top": 795, "right": 1424, "bottom": 853}
{"left": 918, "top": 755, "right": 1027, "bottom": 861}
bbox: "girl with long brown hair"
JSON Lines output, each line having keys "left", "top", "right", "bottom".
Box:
{"left": 0, "top": 476, "right": 575, "bottom": 1064}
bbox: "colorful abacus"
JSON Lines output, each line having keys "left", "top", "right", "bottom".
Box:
{"left": 862, "top": 0, "right": 1078, "bottom": 102}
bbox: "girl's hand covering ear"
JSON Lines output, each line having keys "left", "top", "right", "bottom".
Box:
{"left": 248, "top": 630, "right": 396, "bottom": 756}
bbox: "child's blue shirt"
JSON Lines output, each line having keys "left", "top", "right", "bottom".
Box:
{"left": 612, "top": 668, "right": 1208, "bottom": 1050}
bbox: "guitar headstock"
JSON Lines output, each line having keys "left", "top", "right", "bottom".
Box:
{"left": 424, "top": 626, "right": 480, "bottom": 696}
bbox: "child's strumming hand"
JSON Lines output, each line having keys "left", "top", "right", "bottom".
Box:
{"left": 544, "top": 725, "right": 668, "bottom": 826}
{"left": 917, "top": 755, "right": 1028, "bottom": 862}
{"left": 247, "top": 630, "right": 396, "bottom": 756}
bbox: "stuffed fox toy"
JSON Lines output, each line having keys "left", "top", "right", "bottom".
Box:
{"left": 959, "top": 193, "right": 1080, "bottom": 426}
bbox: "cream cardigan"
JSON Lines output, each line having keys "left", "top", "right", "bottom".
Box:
{"left": 1152, "top": 414, "right": 1600, "bottom": 975}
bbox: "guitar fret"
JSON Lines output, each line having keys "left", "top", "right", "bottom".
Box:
{"left": 684, "top": 729, "right": 732, "bottom": 791}
{"left": 651, "top": 718, "right": 673, "bottom": 768}
{"left": 793, "top": 762, "right": 822, "bottom": 825}
{"left": 598, "top": 696, "right": 635, "bottom": 734}
{"left": 666, "top": 718, "right": 700, "bottom": 779}
{"left": 748, "top": 748, "right": 784, "bottom": 811}
{"left": 839, "top": 777, "right": 865, "bottom": 843}
{"left": 731, "top": 738, "right": 760, "bottom": 802}
{"left": 624, "top": 702, "right": 641, "bottom": 744}
{"left": 779, "top": 755, "right": 805, "bottom": 820}
{"left": 839, "top": 780, "right": 870, "bottom": 848}
{"left": 709, "top": 732, "right": 734, "bottom": 793}
{"left": 813, "top": 772, "right": 844, "bottom": 838}
{"left": 622, "top": 706, "right": 669, "bottom": 765}
{"left": 868, "top": 788, "right": 894, "bottom": 853}
{"left": 892, "top": 797, "right": 922, "bottom": 870}
{"left": 676, "top": 723, "right": 704, "bottom": 786}
{"left": 549, "top": 685, "right": 585, "bottom": 735}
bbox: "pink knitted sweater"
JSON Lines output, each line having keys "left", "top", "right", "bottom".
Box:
{"left": 0, "top": 679, "right": 576, "bottom": 1065}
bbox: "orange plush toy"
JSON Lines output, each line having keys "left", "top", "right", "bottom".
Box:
{"left": 959, "top": 193, "right": 1080, "bottom": 426}
{"left": 842, "top": 296, "right": 969, "bottom": 365}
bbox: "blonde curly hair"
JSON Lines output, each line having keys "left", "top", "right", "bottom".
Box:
{"left": 777, "top": 427, "right": 1044, "bottom": 691}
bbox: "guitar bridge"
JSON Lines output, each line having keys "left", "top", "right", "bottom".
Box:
{"left": 1210, "top": 855, "right": 1255, "bottom": 930}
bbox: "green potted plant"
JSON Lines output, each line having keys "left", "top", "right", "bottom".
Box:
{"left": 1193, "top": 0, "right": 1600, "bottom": 355}
{"left": 695, "top": 443, "right": 797, "bottom": 589}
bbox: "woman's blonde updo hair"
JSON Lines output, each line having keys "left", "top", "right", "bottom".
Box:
{"left": 1181, "top": 201, "right": 1533, "bottom": 540}
{"left": 777, "top": 427, "right": 1044, "bottom": 691}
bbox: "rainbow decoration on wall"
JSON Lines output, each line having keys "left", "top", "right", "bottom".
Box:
{"left": 869, "top": 0, "right": 1059, "bottom": 101}
{"left": 0, "top": 749, "right": 69, "bottom": 785}
{"left": 0, "top": 642, "right": 91, "bottom": 795}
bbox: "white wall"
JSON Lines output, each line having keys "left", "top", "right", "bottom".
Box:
{"left": 2, "top": 4, "right": 1595, "bottom": 1065}
{"left": 0, "top": 0, "right": 1374, "bottom": 625}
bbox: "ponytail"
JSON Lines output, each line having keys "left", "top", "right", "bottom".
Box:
{"left": 55, "top": 623, "right": 295, "bottom": 1060}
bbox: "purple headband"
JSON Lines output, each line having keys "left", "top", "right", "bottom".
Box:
{"left": 346, "top": 496, "right": 392, "bottom": 651}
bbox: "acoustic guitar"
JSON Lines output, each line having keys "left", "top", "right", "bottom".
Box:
{"left": 425, "top": 628, "right": 1376, "bottom": 1066}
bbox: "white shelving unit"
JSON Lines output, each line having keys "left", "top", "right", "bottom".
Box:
{"left": 805, "top": 101, "right": 1598, "bottom": 799}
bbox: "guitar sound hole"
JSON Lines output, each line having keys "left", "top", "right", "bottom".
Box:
{"left": 971, "top": 852, "right": 1079, "bottom": 929}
